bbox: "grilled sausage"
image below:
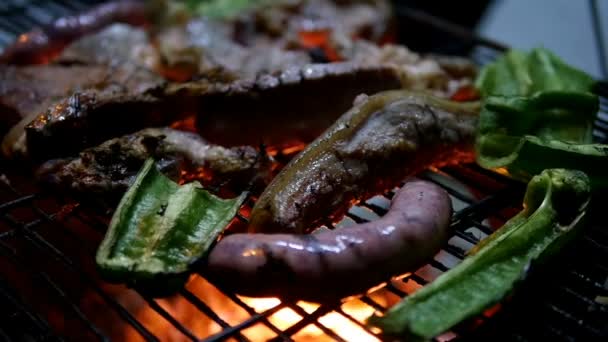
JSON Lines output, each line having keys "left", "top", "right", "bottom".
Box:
{"left": 0, "top": 1, "right": 147, "bottom": 65}
{"left": 249, "top": 90, "right": 479, "bottom": 234}
{"left": 205, "top": 179, "right": 452, "bottom": 302}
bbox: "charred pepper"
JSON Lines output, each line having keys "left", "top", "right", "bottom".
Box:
{"left": 96, "top": 159, "right": 246, "bottom": 295}
{"left": 369, "top": 169, "right": 591, "bottom": 340}
{"left": 474, "top": 48, "right": 603, "bottom": 185}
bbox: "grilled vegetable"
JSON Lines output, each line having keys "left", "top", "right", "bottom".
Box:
{"left": 96, "top": 159, "right": 245, "bottom": 295}
{"left": 475, "top": 48, "right": 602, "bottom": 184}
{"left": 249, "top": 90, "right": 479, "bottom": 234}
{"left": 370, "top": 169, "right": 591, "bottom": 340}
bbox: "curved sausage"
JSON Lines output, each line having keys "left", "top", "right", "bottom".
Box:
{"left": 0, "top": 1, "right": 147, "bottom": 65}
{"left": 205, "top": 179, "right": 452, "bottom": 302}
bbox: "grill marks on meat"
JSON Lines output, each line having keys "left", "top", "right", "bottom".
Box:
{"left": 37, "top": 128, "right": 269, "bottom": 195}
{"left": 189, "top": 63, "right": 403, "bottom": 147}
{"left": 23, "top": 62, "right": 401, "bottom": 159}
{"left": 249, "top": 91, "right": 479, "bottom": 234}
{"left": 206, "top": 179, "right": 452, "bottom": 302}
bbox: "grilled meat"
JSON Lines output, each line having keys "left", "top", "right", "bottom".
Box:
{"left": 37, "top": 128, "right": 270, "bottom": 195}
{"left": 23, "top": 64, "right": 166, "bottom": 160}
{"left": 56, "top": 24, "right": 159, "bottom": 70}
{"left": 189, "top": 62, "right": 403, "bottom": 147}
{"left": 334, "top": 39, "right": 477, "bottom": 97}
{"left": 0, "top": 1, "right": 147, "bottom": 65}
{"left": 24, "top": 62, "right": 400, "bottom": 159}
{"left": 157, "top": 18, "right": 312, "bottom": 81}
{"left": 249, "top": 90, "right": 479, "bottom": 234}
{"left": 157, "top": 0, "right": 393, "bottom": 79}
{"left": 0, "top": 64, "right": 163, "bottom": 158}
{"left": 206, "top": 179, "right": 452, "bottom": 301}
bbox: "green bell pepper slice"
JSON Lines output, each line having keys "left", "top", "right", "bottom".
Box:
{"left": 96, "top": 159, "right": 246, "bottom": 295}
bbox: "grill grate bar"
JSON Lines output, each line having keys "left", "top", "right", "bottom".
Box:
{"left": 203, "top": 304, "right": 285, "bottom": 342}
{"left": 0, "top": 194, "right": 36, "bottom": 211}
{"left": 202, "top": 284, "right": 295, "bottom": 341}
{"left": 393, "top": 6, "right": 508, "bottom": 52}
{"left": 270, "top": 304, "right": 348, "bottom": 342}
{"left": 179, "top": 288, "right": 251, "bottom": 342}
{"left": 0, "top": 239, "right": 108, "bottom": 341}
{"left": 0, "top": 2, "right": 606, "bottom": 342}
{"left": 0, "top": 183, "right": 159, "bottom": 342}
{"left": 0, "top": 274, "right": 63, "bottom": 342}
{"left": 142, "top": 297, "right": 199, "bottom": 341}
{"left": 333, "top": 306, "right": 382, "bottom": 338}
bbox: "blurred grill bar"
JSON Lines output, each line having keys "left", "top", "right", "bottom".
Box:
{"left": 0, "top": 1, "right": 607, "bottom": 342}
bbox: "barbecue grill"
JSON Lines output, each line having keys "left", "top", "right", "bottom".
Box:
{"left": 1, "top": 1, "right": 607, "bottom": 341}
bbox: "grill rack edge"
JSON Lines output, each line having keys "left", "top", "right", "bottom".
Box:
{"left": 0, "top": 1, "right": 607, "bottom": 341}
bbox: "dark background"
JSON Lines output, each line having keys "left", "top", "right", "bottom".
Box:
{"left": 395, "top": 0, "right": 607, "bottom": 79}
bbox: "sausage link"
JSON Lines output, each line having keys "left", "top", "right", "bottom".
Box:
{"left": 0, "top": 1, "right": 147, "bottom": 65}
{"left": 205, "top": 179, "right": 452, "bottom": 302}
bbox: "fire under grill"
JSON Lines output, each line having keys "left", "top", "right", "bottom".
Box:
{"left": 0, "top": 1, "right": 607, "bottom": 341}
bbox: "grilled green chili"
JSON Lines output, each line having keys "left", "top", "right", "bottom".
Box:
{"left": 96, "top": 159, "right": 246, "bottom": 294}
{"left": 369, "top": 169, "right": 591, "bottom": 340}
{"left": 474, "top": 48, "right": 603, "bottom": 185}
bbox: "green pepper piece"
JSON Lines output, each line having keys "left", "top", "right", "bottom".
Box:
{"left": 96, "top": 159, "right": 246, "bottom": 294}
{"left": 475, "top": 48, "right": 596, "bottom": 97}
{"left": 369, "top": 169, "right": 591, "bottom": 340}
{"left": 478, "top": 135, "right": 608, "bottom": 189}
{"left": 478, "top": 91, "right": 598, "bottom": 143}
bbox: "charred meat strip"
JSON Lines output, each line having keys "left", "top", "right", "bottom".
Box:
{"left": 0, "top": 1, "right": 147, "bottom": 65}
{"left": 0, "top": 64, "right": 163, "bottom": 158}
{"left": 24, "top": 64, "right": 166, "bottom": 160}
{"left": 189, "top": 63, "right": 403, "bottom": 147}
{"left": 249, "top": 91, "right": 479, "bottom": 234}
{"left": 0, "top": 65, "right": 108, "bottom": 137}
{"left": 37, "top": 128, "right": 270, "bottom": 195}
{"left": 206, "top": 179, "right": 452, "bottom": 302}
{"left": 24, "top": 62, "right": 401, "bottom": 159}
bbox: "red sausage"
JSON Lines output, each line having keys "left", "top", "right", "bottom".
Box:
{"left": 0, "top": 1, "right": 147, "bottom": 65}
{"left": 205, "top": 179, "right": 452, "bottom": 302}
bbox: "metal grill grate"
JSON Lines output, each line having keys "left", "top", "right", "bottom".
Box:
{"left": 0, "top": 1, "right": 607, "bottom": 341}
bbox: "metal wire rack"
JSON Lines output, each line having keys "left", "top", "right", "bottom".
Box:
{"left": 0, "top": 1, "right": 607, "bottom": 341}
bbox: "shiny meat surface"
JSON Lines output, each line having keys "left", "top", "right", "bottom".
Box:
{"left": 0, "top": 64, "right": 161, "bottom": 157}
{"left": 37, "top": 128, "right": 269, "bottom": 195}
{"left": 24, "top": 64, "right": 166, "bottom": 160}
{"left": 249, "top": 91, "right": 479, "bottom": 234}
{"left": 206, "top": 179, "right": 452, "bottom": 301}
{"left": 23, "top": 62, "right": 398, "bottom": 160}
{"left": 189, "top": 62, "right": 403, "bottom": 147}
